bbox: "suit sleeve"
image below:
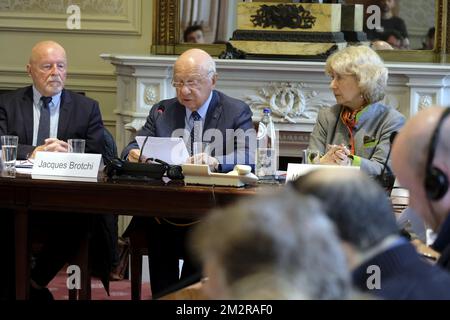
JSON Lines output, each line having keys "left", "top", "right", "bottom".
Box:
{"left": 309, "top": 107, "right": 329, "bottom": 156}
{"left": 217, "top": 103, "right": 255, "bottom": 173}
{"left": 0, "top": 94, "right": 35, "bottom": 159}
{"left": 85, "top": 101, "right": 105, "bottom": 155}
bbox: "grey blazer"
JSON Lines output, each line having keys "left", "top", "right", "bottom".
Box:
{"left": 309, "top": 102, "right": 405, "bottom": 176}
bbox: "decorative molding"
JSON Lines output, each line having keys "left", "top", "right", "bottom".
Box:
{"left": 0, "top": 0, "right": 142, "bottom": 35}
{"left": 154, "top": 0, "right": 179, "bottom": 46}
{"left": 250, "top": 4, "right": 316, "bottom": 29}
{"left": 418, "top": 94, "right": 434, "bottom": 110}
{"left": 124, "top": 118, "right": 146, "bottom": 133}
{"left": 244, "top": 82, "right": 331, "bottom": 123}
{"left": 143, "top": 85, "right": 159, "bottom": 106}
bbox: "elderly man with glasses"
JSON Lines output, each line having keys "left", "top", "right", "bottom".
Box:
{"left": 122, "top": 48, "right": 255, "bottom": 298}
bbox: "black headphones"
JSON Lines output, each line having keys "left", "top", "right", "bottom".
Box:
{"left": 104, "top": 158, "right": 183, "bottom": 180}
{"left": 424, "top": 107, "right": 450, "bottom": 200}
{"left": 145, "top": 158, "right": 184, "bottom": 180}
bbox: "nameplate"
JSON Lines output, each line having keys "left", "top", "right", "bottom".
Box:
{"left": 32, "top": 152, "right": 102, "bottom": 180}
{"left": 286, "top": 163, "right": 360, "bottom": 183}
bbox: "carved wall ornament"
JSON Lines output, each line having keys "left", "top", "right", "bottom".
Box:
{"left": 245, "top": 82, "right": 331, "bottom": 123}
{"left": 0, "top": 0, "right": 126, "bottom": 15}
{"left": 124, "top": 118, "right": 146, "bottom": 133}
{"left": 251, "top": 4, "right": 316, "bottom": 29}
{"left": 418, "top": 95, "right": 433, "bottom": 110}
{"left": 143, "top": 85, "right": 158, "bottom": 106}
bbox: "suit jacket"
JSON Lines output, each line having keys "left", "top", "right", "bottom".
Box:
{"left": 0, "top": 86, "right": 104, "bottom": 159}
{"left": 353, "top": 242, "right": 450, "bottom": 300}
{"left": 122, "top": 90, "right": 255, "bottom": 172}
{"left": 309, "top": 102, "right": 405, "bottom": 176}
{"left": 432, "top": 213, "right": 450, "bottom": 272}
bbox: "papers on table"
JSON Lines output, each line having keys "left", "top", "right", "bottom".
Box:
{"left": 136, "top": 136, "right": 189, "bottom": 165}
{"left": 15, "top": 160, "right": 34, "bottom": 174}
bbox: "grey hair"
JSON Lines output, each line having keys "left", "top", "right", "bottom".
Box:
{"left": 292, "top": 169, "right": 399, "bottom": 251}
{"left": 204, "top": 57, "right": 216, "bottom": 75}
{"left": 325, "top": 45, "right": 388, "bottom": 104}
{"left": 190, "top": 189, "right": 351, "bottom": 300}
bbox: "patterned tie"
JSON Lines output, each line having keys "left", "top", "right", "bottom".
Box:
{"left": 190, "top": 111, "right": 202, "bottom": 155}
{"left": 37, "top": 96, "right": 52, "bottom": 146}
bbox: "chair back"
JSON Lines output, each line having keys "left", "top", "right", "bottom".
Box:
{"left": 103, "top": 128, "right": 118, "bottom": 163}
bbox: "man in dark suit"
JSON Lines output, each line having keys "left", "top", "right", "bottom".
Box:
{"left": 0, "top": 40, "right": 107, "bottom": 300}
{"left": 392, "top": 106, "right": 450, "bottom": 274}
{"left": 122, "top": 48, "right": 255, "bottom": 297}
{"left": 293, "top": 169, "right": 450, "bottom": 300}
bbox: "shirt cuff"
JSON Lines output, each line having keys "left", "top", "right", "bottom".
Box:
{"left": 351, "top": 155, "right": 362, "bottom": 167}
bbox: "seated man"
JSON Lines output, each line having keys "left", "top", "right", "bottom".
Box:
{"left": 292, "top": 169, "right": 450, "bottom": 299}
{"left": 392, "top": 106, "right": 450, "bottom": 273}
{"left": 189, "top": 190, "right": 351, "bottom": 299}
{"left": 0, "top": 40, "right": 112, "bottom": 300}
{"left": 122, "top": 48, "right": 255, "bottom": 297}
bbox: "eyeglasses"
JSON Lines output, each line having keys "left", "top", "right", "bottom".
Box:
{"left": 171, "top": 71, "right": 215, "bottom": 89}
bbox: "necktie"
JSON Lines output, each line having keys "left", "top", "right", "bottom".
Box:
{"left": 190, "top": 111, "right": 202, "bottom": 155}
{"left": 37, "top": 96, "right": 52, "bottom": 146}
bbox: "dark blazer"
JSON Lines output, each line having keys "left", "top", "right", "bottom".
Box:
{"left": 353, "top": 242, "right": 450, "bottom": 300}
{"left": 432, "top": 213, "right": 450, "bottom": 272}
{"left": 122, "top": 90, "right": 255, "bottom": 172}
{"left": 0, "top": 86, "right": 104, "bottom": 159}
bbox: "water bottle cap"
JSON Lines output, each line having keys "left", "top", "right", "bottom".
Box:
{"left": 263, "top": 108, "right": 271, "bottom": 113}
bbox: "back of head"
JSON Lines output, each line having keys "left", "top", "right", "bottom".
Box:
{"left": 190, "top": 189, "right": 351, "bottom": 300}
{"left": 325, "top": 45, "right": 388, "bottom": 104}
{"left": 292, "top": 169, "right": 398, "bottom": 251}
{"left": 392, "top": 106, "right": 450, "bottom": 229}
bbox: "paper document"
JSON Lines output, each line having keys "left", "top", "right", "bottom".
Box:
{"left": 136, "top": 136, "right": 189, "bottom": 165}
{"left": 16, "top": 160, "right": 34, "bottom": 169}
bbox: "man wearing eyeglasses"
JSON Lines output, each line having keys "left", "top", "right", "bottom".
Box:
{"left": 122, "top": 48, "right": 255, "bottom": 298}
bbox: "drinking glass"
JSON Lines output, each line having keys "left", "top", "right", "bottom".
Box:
{"left": 68, "top": 139, "right": 86, "bottom": 153}
{"left": 1, "top": 135, "right": 19, "bottom": 172}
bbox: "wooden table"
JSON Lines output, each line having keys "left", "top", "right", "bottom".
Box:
{"left": 0, "top": 172, "right": 262, "bottom": 299}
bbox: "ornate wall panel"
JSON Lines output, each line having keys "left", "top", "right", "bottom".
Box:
{"left": 0, "top": 0, "right": 142, "bottom": 34}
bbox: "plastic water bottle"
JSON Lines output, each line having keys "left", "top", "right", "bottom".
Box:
{"left": 256, "top": 108, "right": 277, "bottom": 179}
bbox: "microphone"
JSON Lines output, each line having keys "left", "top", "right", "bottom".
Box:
{"left": 376, "top": 131, "right": 398, "bottom": 191}
{"left": 138, "top": 105, "right": 165, "bottom": 163}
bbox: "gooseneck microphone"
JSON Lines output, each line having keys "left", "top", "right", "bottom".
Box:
{"left": 138, "top": 105, "right": 165, "bottom": 163}
{"left": 377, "top": 131, "right": 398, "bottom": 190}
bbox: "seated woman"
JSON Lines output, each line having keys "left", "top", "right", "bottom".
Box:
{"left": 308, "top": 45, "right": 405, "bottom": 176}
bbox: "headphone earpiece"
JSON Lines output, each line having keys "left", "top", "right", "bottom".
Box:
{"left": 425, "top": 167, "right": 449, "bottom": 200}
{"left": 424, "top": 108, "right": 450, "bottom": 201}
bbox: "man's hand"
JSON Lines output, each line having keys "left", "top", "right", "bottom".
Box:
{"left": 188, "top": 153, "right": 219, "bottom": 171}
{"left": 127, "top": 149, "right": 142, "bottom": 163}
{"left": 29, "top": 138, "right": 69, "bottom": 159}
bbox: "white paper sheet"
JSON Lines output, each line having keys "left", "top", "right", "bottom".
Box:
{"left": 136, "top": 136, "right": 189, "bottom": 165}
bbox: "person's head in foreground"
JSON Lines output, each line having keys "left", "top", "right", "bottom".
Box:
{"left": 292, "top": 169, "right": 399, "bottom": 269}
{"left": 190, "top": 190, "right": 351, "bottom": 300}
{"left": 392, "top": 106, "right": 450, "bottom": 232}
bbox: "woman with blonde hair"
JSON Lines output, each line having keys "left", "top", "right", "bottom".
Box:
{"left": 309, "top": 45, "right": 405, "bottom": 176}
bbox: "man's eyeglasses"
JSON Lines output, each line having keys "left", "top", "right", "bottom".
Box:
{"left": 171, "top": 71, "right": 215, "bottom": 89}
